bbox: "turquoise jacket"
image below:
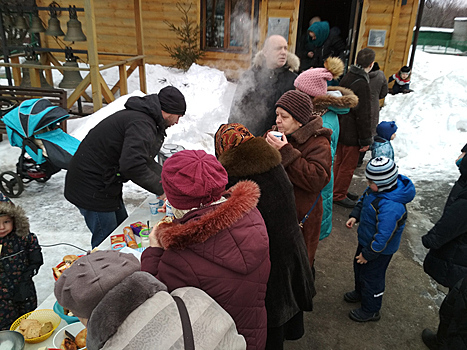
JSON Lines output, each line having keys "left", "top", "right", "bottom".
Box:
{"left": 312, "top": 87, "right": 359, "bottom": 240}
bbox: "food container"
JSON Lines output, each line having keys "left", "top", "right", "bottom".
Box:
{"left": 53, "top": 322, "right": 86, "bottom": 350}
{"left": 0, "top": 330, "right": 25, "bottom": 350}
{"left": 53, "top": 301, "right": 79, "bottom": 324}
{"left": 53, "top": 255, "right": 84, "bottom": 281}
{"left": 157, "top": 144, "right": 185, "bottom": 165}
{"left": 111, "top": 234, "right": 127, "bottom": 250}
{"left": 10, "top": 309, "right": 61, "bottom": 344}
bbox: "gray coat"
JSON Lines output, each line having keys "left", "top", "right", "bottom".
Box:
{"left": 368, "top": 69, "right": 388, "bottom": 135}
{"left": 87, "top": 271, "right": 246, "bottom": 350}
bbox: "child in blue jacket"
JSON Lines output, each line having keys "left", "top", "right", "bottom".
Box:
{"left": 344, "top": 157, "right": 415, "bottom": 322}
{"left": 371, "top": 121, "right": 397, "bottom": 160}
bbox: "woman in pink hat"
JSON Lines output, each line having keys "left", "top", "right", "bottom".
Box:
{"left": 141, "top": 149, "right": 270, "bottom": 350}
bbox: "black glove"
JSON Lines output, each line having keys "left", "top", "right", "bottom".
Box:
{"left": 13, "top": 279, "right": 35, "bottom": 302}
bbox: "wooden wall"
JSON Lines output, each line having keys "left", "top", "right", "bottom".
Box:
{"left": 358, "top": 0, "right": 419, "bottom": 78}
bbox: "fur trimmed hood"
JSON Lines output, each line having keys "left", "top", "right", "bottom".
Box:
{"left": 157, "top": 180, "right": 260, "bottom": 248}
{"left": 0, "top": 202, "right": 29, "bottom": 237}
{"left": 252, "top": 51, "right": 300, "bottom": 72}
{"left": 313, "top": 86, "right": 359, "bottom": 111}
{"left": 218, "top": 137, "right": 281, "bottom": 177}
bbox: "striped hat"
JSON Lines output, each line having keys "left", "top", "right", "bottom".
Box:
{"left": 275, "top": 90, "right": 313, "bottom": 125}
{"left": 365, "top": 157, "right": 398, "bottom": 192}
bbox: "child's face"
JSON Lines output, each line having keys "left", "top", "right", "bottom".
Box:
{"left": 0, "top": 215, "right": 13, "bottom": 238}
{"left": 367, "top": 180, "right": 379, "bottom": 192}
{"left": 391, "top": 133, "right": 396, "bottom": 140}
{"left": 400, "top": 73, "right": 409, "bottom": 80}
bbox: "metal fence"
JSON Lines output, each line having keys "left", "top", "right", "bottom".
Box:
{"left": 417, "top": 37, "right": 467, "bottom": 55}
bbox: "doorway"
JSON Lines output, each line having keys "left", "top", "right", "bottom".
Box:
{"left": 296, "top": 0, "right": 362, "bottom": 70}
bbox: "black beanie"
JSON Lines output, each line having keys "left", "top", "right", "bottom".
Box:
{"left": 400, "top": 66, "right": 411, "bottom": 73}
{"left": 158, "top": 86, "right": 186, "bottom": 115}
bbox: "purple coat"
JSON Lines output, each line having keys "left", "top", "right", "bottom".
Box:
{"left": 141, "top": 181, "right": 270, "bottom": 350}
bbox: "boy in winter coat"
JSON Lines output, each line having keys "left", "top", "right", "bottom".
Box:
{"left": 371, "top": 121, "right": 398, "bottom": 160}
{"left": 0, "top": 194, "right": 43, "bottom": 330}
{"left": 345, "top": 157, "right": 415, "bottom": 322}
{"left": 388, "top": 66, "right": 412, "bottom": 94}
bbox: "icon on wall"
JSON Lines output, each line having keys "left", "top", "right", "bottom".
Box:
{"left": 368, "top": 29, "right": 387, "bottom": 47}
{"left": 267, "top": 18, "right": 290, "bottom": 41}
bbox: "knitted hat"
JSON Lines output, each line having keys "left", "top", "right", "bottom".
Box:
{"left": 0, "top": 192, "right": 13, "bottom": 216}
{"left": 365, "top": 157, "right": 399, "bottom": 192}
{"left": 161, "top": 150, "right": 228, "bottom": 210}
{"left": 275, "top": 90, "right": 313, "bottom": 125}
{"left": 376, "top": 121, "right": 398, "bottom": 141}
{"left": 214, "top": 123, "right": 254, "bottom": 158}
{"left": 294, "top": 57, "right": 344, "bottom": 97}
{"left": 54, "top": 250, "right": 140, "bottom": 319}
{"left": 400, "top": 66, "right": 411, "bottom": 73}
{"left": 158, "top": 86, "right": 186, "bottom": 115}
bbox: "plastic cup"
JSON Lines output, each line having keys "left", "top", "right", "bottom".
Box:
{"left": 270, "top": 131, "right": 283, "bottom": 139}
{"left": 149, "top": 199, "right": 163, "bottom": 215}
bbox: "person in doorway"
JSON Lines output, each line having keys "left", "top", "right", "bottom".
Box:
{"left": 229, "top": 35, "right": 299, "bottom": 136}
{"left": 333, "top": 48, "right": 375, "bottom": 208}
{"left": 215, "top": 123, "right": 315, "bottom": 350}
{"left": 140, "top": 150, "right": 270, "bottom": 349}
{"left": 0, "top": 195, "right": 43, "bottom": 331}
{"left": 298, "top": 20, "right": 346, "bottom": 72}
{"left": 422, "top": 144, "right": 467, "bottom": 291}
{"left": 54, "top": 250, "right": 247, "bottom": 350}
{"left": 388, "top": 65, "right": 412, "bottom": 94}
{"left": 265, "top": 90, "right": 332, "bottom": 268}
{"left": 345, "top": 157, "right": 416, "bottom": 322}
{"left": 64, "top": 86, "right": 186, "bottom": 248}
{"left": 294, "top": 57, "right": 359, "bottom": 240}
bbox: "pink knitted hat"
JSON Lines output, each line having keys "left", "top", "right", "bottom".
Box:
{"left": 162, "top": 150, "right": 228, "bottom": 210}
{"left": 294, "top": 68, "right": 333, "bottom": 97}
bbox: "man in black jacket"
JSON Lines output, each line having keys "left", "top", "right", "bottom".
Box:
{"left": 228, "top": 35, "right": 300, "bottom": 136}
{"left": 64, "top": 87, "right": 186, "bottom": 248}
{"left": 333, "top": 48, "right": 374, "bottom": 208}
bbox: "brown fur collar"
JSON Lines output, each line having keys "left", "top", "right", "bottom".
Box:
{"left": 218, "top": 137, "right": 281, "bottom": 177}
{"left": 252, "top": 51, "right": 300, "bottom": 72}
{"left": 157, "top": 181, "right": 260, "bottom": 250}
{"left": 313, "top": 86, "right": 359, "bottom": 111}
{"left": 0, "top": 203, "right": 29, "bottom": 237}
{"left": 289, "top": 117, "right": 332, "bottom": 145}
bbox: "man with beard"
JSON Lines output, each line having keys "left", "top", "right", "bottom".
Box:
{"left": 228, "top": 35, "right": 299, "bottom": 136}
{"left": 64, "top": 86, "right": 186, "bottom": 248}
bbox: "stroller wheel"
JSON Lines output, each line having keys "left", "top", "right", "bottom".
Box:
{"left": 0, "top": 171, "right": 24, "bottom": 198}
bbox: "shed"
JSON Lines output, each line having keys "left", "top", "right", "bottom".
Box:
{"left": 34, "top": 0, "right": 420, "bottom": 81}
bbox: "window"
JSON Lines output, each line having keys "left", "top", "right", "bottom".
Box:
{"left": 201, "top": 0, "right": 252, "bottom": 51}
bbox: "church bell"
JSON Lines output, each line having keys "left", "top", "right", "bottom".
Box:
{"left": 20, "top": 57, "right": 53, "bottom": 89}
{"left": 59, "top": 56, "right": 83, "bottom": 89}
{"left": 63, "top": 6, "right": 86, "bottom": 42}
{"left": 45, "top": 11, "right": 64, "bottom": 37}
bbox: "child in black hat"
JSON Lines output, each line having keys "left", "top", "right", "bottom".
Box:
{"left": 388, "top": 66, "right": 412, "bottom": 94}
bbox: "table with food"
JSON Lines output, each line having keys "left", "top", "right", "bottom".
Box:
{"left": 0, "top": 196, "right": 166, "bottom": 350}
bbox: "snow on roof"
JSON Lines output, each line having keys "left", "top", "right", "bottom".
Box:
{"left": 419, "top": 26, "right": 454, "bottom": 33}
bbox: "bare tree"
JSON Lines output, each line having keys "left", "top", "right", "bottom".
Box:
{"left": 422, "top": 0, "right": 467, "bottom": 28}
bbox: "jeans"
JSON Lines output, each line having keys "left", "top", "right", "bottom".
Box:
{"left": 78, "top": 201, "right": 128, "bottom": 248}
{"left": 354, "top": 244, "right": 393, "bottom": 313}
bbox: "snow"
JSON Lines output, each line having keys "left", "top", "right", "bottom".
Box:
{"left": 0, "top": 49, "right": 466, "bottom": 306}
{"left": 419, "top": 27, "right": 454, "bottom": 33}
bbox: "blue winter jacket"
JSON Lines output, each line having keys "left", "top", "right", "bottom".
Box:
{"left": 371, "top": 135, "right": 395, "bottom": 160}
{"left": 350, "top": 175, "right": 416, "bottom": 260}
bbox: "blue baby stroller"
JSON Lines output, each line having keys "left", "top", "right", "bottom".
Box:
{"left": 0, "top": 98, "right": 80, "bottom": 197}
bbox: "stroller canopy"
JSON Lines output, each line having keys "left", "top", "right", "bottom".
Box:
{"left": 1, "top": 98, "right": 80, "bottom": 168}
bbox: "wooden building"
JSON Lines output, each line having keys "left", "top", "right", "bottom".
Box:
{"left": 36, "top": 0, "right": 420, "bottom": 80}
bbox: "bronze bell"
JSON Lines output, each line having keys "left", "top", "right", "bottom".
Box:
{"left": 63, "top": 6, "right": 86, "bottom": 42}
{"left": 45, "top": 12, "right": 64, "bottom": 37}
{"left": 14, "top": 15, "right": 29, "bottom": 30}
{"left": 59, "top": 58, "right": 83, "bottom": 89}
{"left": 29, "top": 14, "right": 46, "bottom": 33}
{"left": 20, "top": 58, "right": 53, "bottom": 88}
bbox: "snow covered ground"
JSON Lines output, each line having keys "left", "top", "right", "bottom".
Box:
{"left": 0, "top": 49, "right": 466, "bottom": 305}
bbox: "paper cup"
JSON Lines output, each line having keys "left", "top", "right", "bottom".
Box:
{"left": 270, "top": 131, "right": 283, "bottom": 139}
{"left": 149, "top": 199, "right": 163, "bottom": 215}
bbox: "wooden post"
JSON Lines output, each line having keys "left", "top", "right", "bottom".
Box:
{"left": 290, "top": 0, "right": 301, "bottom": 52}
{"left": 10, "top": 56, "right": 21, "bottom": 85}
{"left": 40, "top": 53, "right": 53, "bottom": 86}
{"left": 384, "top": 0, "right": 402, "bottom": 74}
{"left": 118, "top": 64, "right": 128, "bottom": 95}
{"left": 134, "top": 0, "right": 147, "bottom": 93}
{"left": 85, "top": 0, "right": 103, "bottom": 111}
{"left": 30, "top": 68, "right": 41, "bottom": 88}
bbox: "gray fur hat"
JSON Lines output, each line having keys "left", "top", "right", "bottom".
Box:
{"left": 54, "top": 250, "right": 141, "bottom": 319}
{"left": 0, "top": 200, "right": 29, "bottom": 237}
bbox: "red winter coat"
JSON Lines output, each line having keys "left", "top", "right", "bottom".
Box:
{"left": 141, "top": 181, "right": 270, "bottom": 350}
